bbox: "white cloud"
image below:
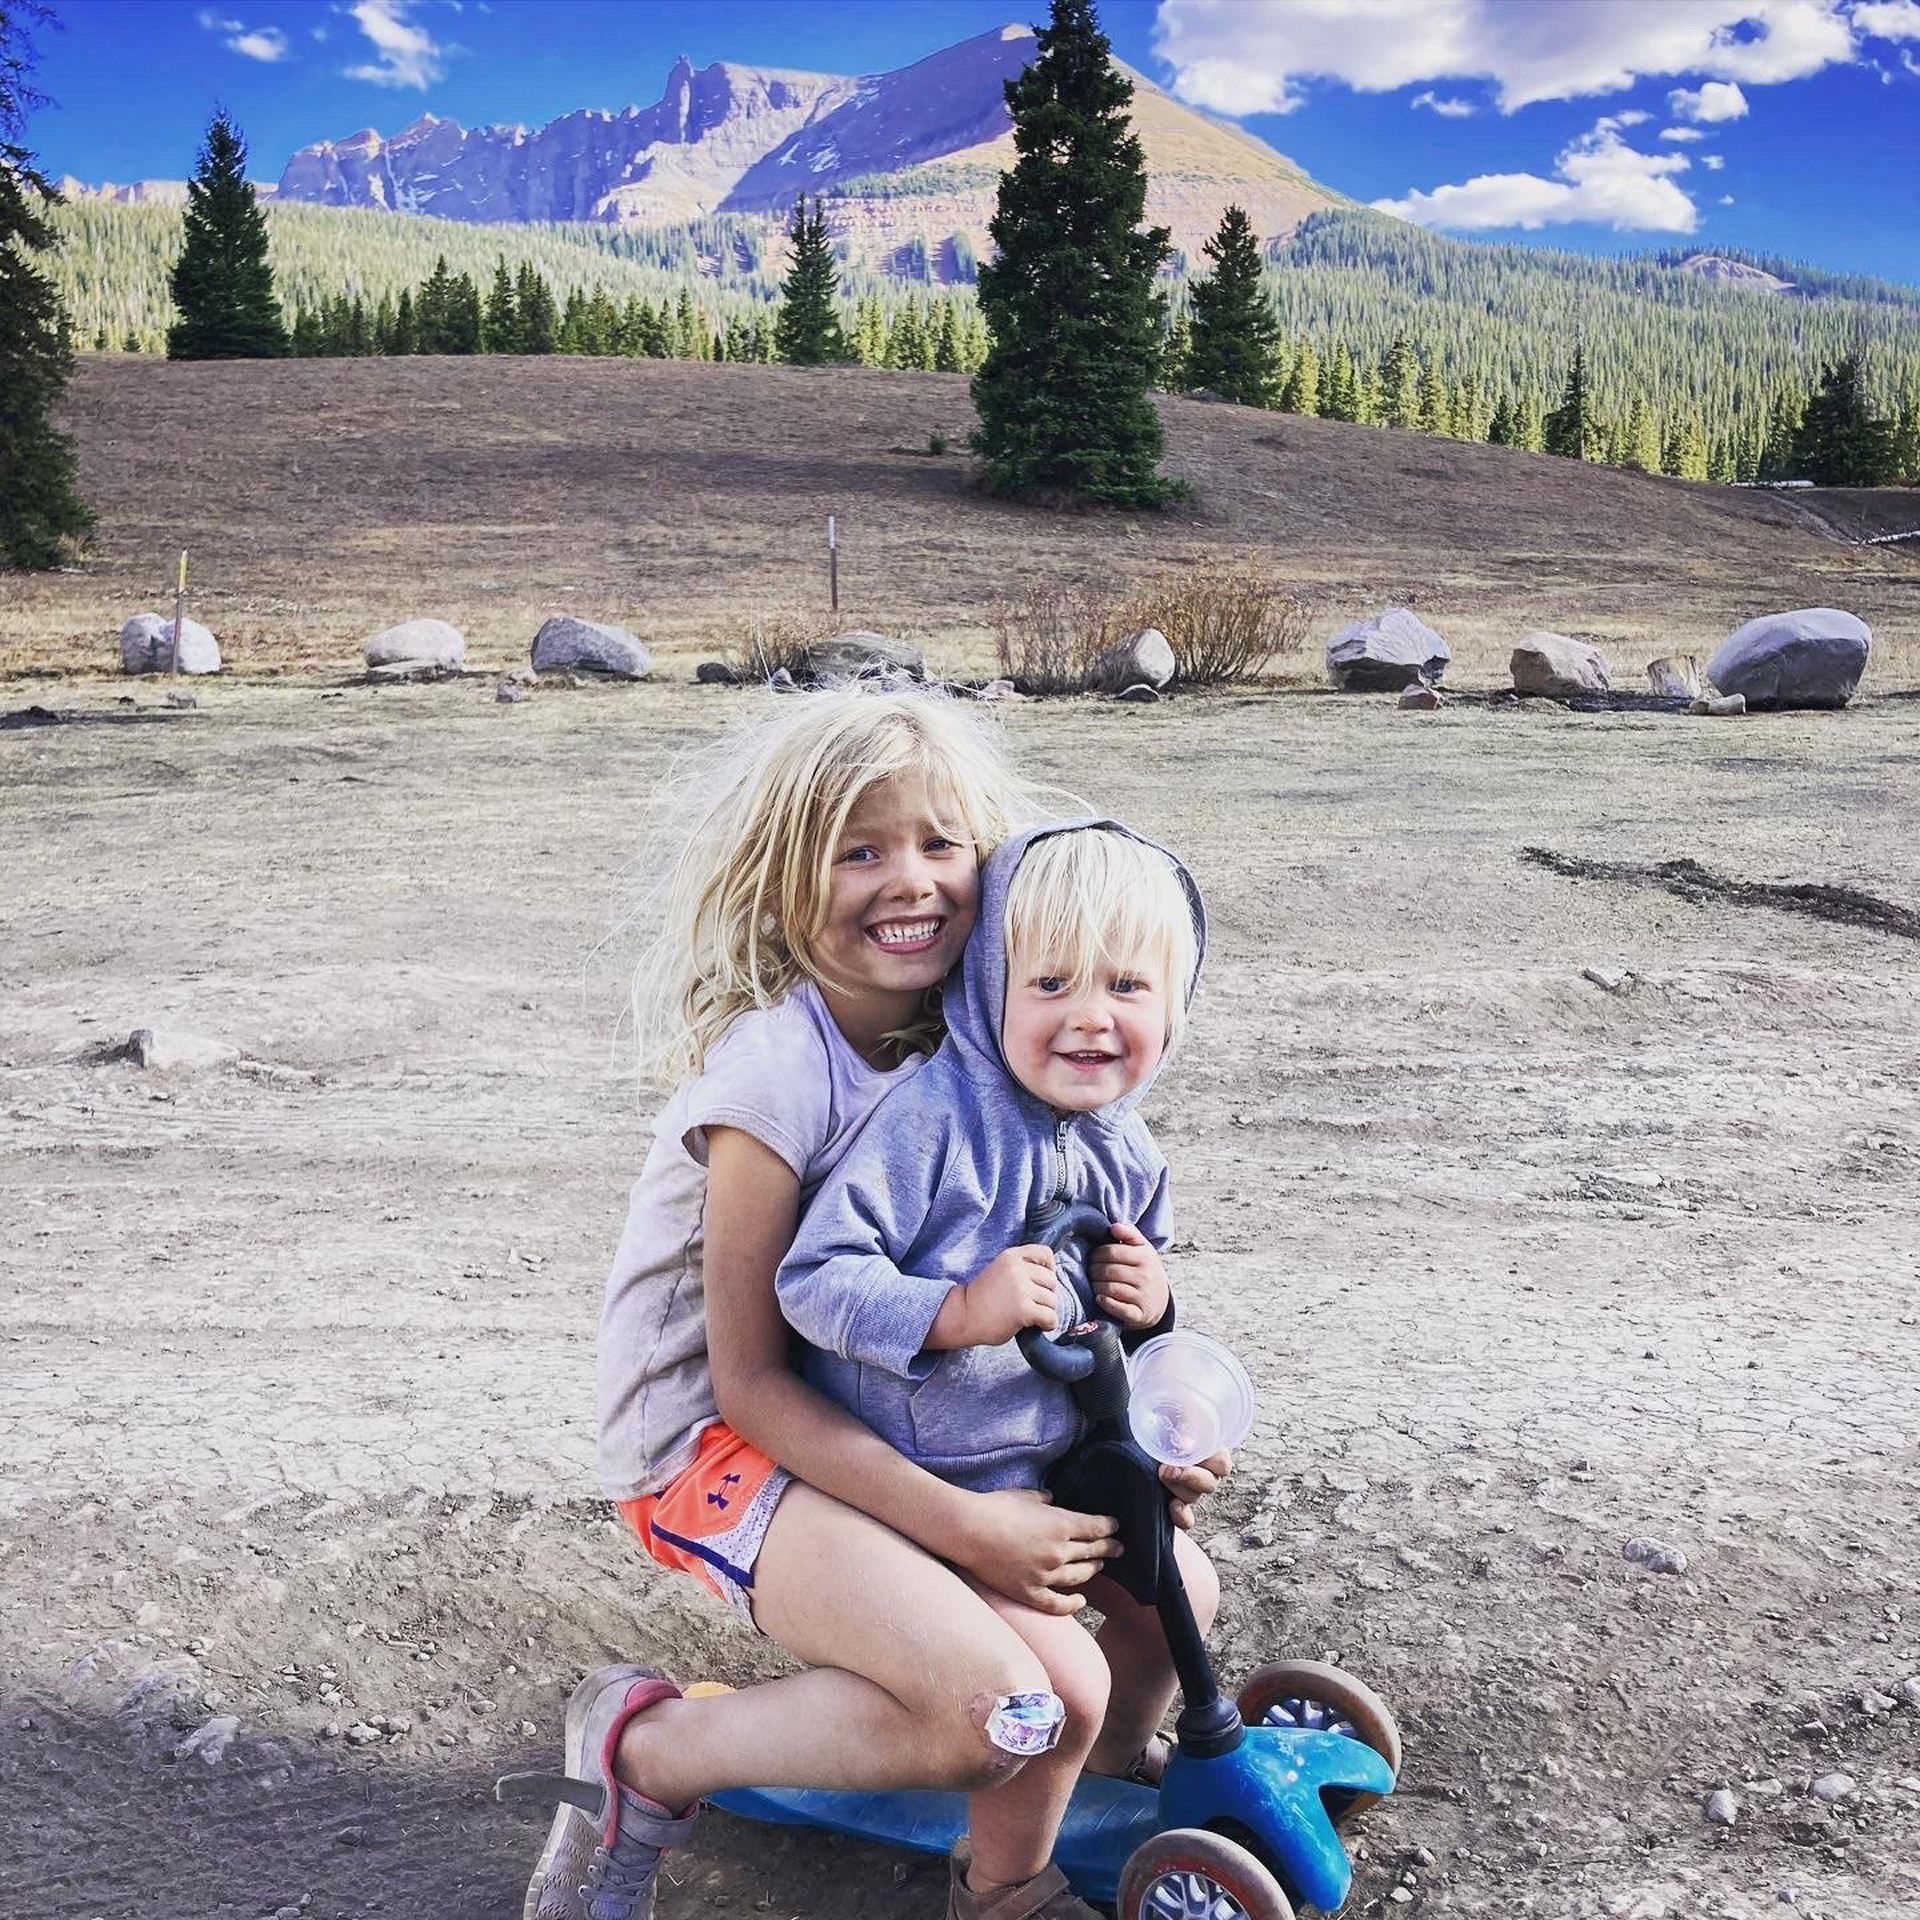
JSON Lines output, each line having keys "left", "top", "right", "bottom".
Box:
{"left": 1702, "top": 151, "right": 1727, "bottom": 167}
{"left": 1852, "top": 0, "right": 1920, "bottom": 39}
{"left": 1719, "top": 192, "right": 1737, "bottom": 203}
{"left": 1372, "top": 114, "right": 1699, "bottom": 232}
{"left": 1668, "top": 79, "right": 1749, "bottom": 119}
{"left": 1152, "top": 0, "right": 1855, "bottom": 114}
{"left": 1411, "top": 88, "right": 1477, "bottom": 116}
{"left": 1660, "top": 125, "right": 1710, "bottom": 138}
{"left": 196, "top": 10, "right": 289, "bottom": 62}
{"left": 342, "top": 0, "right": 449, "bottom": 89}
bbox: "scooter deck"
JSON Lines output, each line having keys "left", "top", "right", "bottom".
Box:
{"left": 712, "top": 1772, "right": 1159, "bottom": 1906}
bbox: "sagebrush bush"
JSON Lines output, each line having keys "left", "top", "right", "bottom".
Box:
{"left": 724, "top": 612, "right": 837, "bottom": 681}
{"left": 993, "top": 564, "right": 1305, "bottom": 693}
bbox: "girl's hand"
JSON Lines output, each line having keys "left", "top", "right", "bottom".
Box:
{"left": 1160, "top": 1450, "right": 1232, "bottom": 1532}
{"left": 951, "top": 1488, "right": 1122, "bottom": 1616}
{"left": 1090, "top": 1220, "right": 1170, "bottom": 1328}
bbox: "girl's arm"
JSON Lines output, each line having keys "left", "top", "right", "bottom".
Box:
{"left": 702, "top": 1126, "right": 1118, "bottom": 1616}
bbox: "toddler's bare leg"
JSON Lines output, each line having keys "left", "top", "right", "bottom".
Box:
{"left": 1082, "top": 1529, "right": 1219, "bottom": 1776}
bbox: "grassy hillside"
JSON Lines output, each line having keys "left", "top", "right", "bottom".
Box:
{"left": 8, "top": 354, "right": 1915, "bottom": 680}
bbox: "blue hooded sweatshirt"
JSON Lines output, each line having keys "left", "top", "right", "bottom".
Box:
{"left": 775, "top": 819, "right": 1208, "bottom": 1493}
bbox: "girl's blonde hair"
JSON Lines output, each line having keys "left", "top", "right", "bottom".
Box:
{"left": 637, "top": 683, "right": 1056, "bottom": 1084}
{"left": 1003, "top": 829, "right": 1200, "bottom": 1053}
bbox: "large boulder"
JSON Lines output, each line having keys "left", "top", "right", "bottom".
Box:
{"left": 119, "top": 613, "right": 221, "bottom": 675}
{"left": 1326, "top": 608, "right": 1449, "bottom": 691}
{"left": 1096, "top": 627, "right": 1175, "bottom": 693}
{"left": 798, "top": 629, "right": 925, "bottom": 686}
{"left": 1706, "top": 608, "right": 1870, "bottom": 710}
{"left": 1510, "top": 632, "right": 1611, "bottom": 699}
{"left": 365, "top": 618, "right": 465, "bottom": 670}
{"left": 531, "top": 615, "right": 649, "bottom": 679}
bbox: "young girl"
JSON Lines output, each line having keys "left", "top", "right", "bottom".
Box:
{"left": 508, "top": 686, "right": 1226, "bottom": 1920}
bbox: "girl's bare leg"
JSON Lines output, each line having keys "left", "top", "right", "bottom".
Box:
{"left": 960, "top": 1581, "right": 1112, "bottom": 1888}
{"left": 612, "top": 1484, "right": 1051, "bottom": 1807}
{"left": 1083, "top": 1529, "right": 1219, "bottom": 1776}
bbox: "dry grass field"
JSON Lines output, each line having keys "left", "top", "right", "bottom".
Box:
{"left": 4, "top": 354, "right": 1918, "bottom": 684}
{"left": 3, "top": 358, "right": 1918, "bottom": 1920}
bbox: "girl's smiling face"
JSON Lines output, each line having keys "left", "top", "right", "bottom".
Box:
{"left": 816, "top": 770, "right": 979, "bottom": 1023}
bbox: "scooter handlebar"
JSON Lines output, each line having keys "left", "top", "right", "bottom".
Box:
{"left": 1014, "top": 1201, "right": 1113, "bottom": 1382}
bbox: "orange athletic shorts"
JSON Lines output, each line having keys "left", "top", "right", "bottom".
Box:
{"left": 618, "top": 1421, "right": 792, "bottom": 1627}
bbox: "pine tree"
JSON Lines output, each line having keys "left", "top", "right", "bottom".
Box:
{"left": 1487, "top": 393, "right": 1517, "bottom": 446}
{"left": 515, "top": 265, "right": 557, "bottom": 353}
{"left": 448, "top": 271, "right": 481, "bottom": 353}
{"left": 1621, "top": 396, "right": 1658, "bottom": 472}
{"left": 673, "top": 287, "right": 701, "bottom": 359}
{"left": 971, "top": 0, "right": 1176, "bottom": 505}
{"left": 1185, "top": 205, "right": 1280, "bottom": 407}
{"left": 166, "top": 108, "right": 287, "bottom": 359}
{"left": 392, "top": 286, "right": 416, "bottom": 355}
{"left": 1416, "top": 360, "right": 1449, "bottom": 436}
{"left": 1279, "top": 337, "right": 1319, "bottom": 415}
{"left": 1157, "top": 312, "right": 1191, "bottom": 392}
{"left": 1793, "top": 354, "right": 1897, "bottom": 487}
{"left": 417, "top": 255, "right": 456, "bottom": 352}
{"left": 1543, "top": 343, "right": 1594, "bottom": 459}
{"left": 1, "top": 1, "right": 92, "bottom": 566}
{"left": 1324, "top": 341, "right": 1360, "bottom": 422}
{"left": 851, "top": 293, "right": 886, "bottom": 367}
{"left": 289, "top": 305, "right": 322, "bottom": 357}
{"left": 482, "top": 256, "right": 516, "bottom": 353}
{"left": 1893, "top": 399, "right": 1920, "bottom": 485}
{"left": 773, "top": 197, "right": 845, "bottom": 365}
{"left": 1379, "top": 333, "right": 1418, "bottom": 431}
{"left": 934, "top": 299, "right": 962, "bottom": 373}
{"left": 884, "top": 300, "right": 924, "bottom": 370}
{"left": 1661, "top": 417, "right": 1707, "bottom": 480}
{"left": 1514, "top": 394, "right": 1544, "bottom": 452}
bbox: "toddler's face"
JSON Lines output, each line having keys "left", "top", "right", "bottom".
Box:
{"left": 1001, "top": 946, "right": 1167, "bottom": 1113}
{"left": 818, "top": 771, "right": 978, "bottom": 998}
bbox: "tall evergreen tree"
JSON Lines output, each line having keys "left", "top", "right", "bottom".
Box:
{"left": 773, "top": 197, "right": 845, "bottom": 365}
{"left": 1486, "top": 392, "right": 1518, "bottom": 446}
{"left": 1893, "top": 399, "right": 1920, "bottom": 486}
{"left": 1378, "top": 333, "right": 1418, "bottom": 430}
{"left": 1792, "top": 354, "right": 1897, "bottom": 487}
{"left": 166, "top": 108, "right": 287, "bottom": 359}
{"left": 482, "top": 256, "right": 516, "bottom": 353}
{"left": 1278, "top": 337, "right": 1319, "bottom": 415}
{"left": 1543, "top": 342, "right": 1594, "bottom": 459}
{"left": 1661, "top": 416, "right": 1707, "bottom": 480}
{"left": 1185, "top": 204, "right": 1280, "bottom": 407}
{"left": 971, "top": 0, "right": 1176, "bottom": 505}
{"left": 1, "top": 0, "right": 92, "bottom": 566}
{"left": 514, "top": 264, "right": 557, "bottom": 353}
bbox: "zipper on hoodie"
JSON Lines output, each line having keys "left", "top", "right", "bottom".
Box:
{"left": 1051, "top": 1115, "right": 1074, "bottom": 1204}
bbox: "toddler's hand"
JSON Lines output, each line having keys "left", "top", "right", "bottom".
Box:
{"left": 932, "top": 1244, "right": 1059, "bottom": 1348}
{"left": 1090, "top": 1219, "right": 1169, "bottom": 1327}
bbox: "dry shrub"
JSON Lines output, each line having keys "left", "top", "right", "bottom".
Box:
{"left": 994, "top": 564, "right": 1307, "bottom": 694}
{"left": 992, "top": 584, "right": 1134, "bottom": 695}
{"left": 724, "top": 611, "right": 837, "bottom": 681}
{"left": 1130, "top": 562, "right": 1309, "bottom": 686}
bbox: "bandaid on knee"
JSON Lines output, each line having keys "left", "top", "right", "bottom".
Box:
{"left": 981, "top": 1689, "right": 1066, "bottom": 1757}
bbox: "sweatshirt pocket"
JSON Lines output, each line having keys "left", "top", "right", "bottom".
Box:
{"left": 906, "top": 1344, "right": 1072, "bottom": 1476}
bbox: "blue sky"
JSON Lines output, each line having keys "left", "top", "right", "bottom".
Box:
{"left": 25, "top": 0, "right": 1920, "bottom": 284}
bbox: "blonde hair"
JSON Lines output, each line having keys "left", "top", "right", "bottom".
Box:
{"left": 1003, "top": 829, "right": 1200, "bottom": 1052}
{"left": 637, "top": 684, "right": 1058, "bottom": 1085}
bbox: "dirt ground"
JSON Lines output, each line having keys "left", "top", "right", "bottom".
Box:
{"left": 3, "top": 668, "right": 1917, "bottom": 1920}
{"left": 5, "top": 356, "right": 1919, "bottom": 685}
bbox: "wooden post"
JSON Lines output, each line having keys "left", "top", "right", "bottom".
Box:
{"left": 828, "top": 515, "right": 838, "bottom": 614}
{"left": 170, "top": 550, "right": 187, "bottom": 675}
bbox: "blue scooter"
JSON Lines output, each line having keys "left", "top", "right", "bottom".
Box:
{"left": 706, "top": 1204, "right": 1402, "bottom": 1918}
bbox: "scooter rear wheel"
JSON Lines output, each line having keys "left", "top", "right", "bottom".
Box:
{"left": 1117, "top": 1827, "right": 1296, "bottom": 1920}
{"left": 1235, "top": 1658, "right": 1401, "bottom": 1825}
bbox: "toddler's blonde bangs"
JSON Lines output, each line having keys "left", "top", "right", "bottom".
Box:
{"left": 1003, "top": 831, "right": 1198, "bottom": 1048}
{"left": 637, "top": 684, "right": 1047, "bottom": 1083}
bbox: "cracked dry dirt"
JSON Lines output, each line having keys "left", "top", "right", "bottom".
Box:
{"left": 2, "top": 679, "right": 1917, "bottom": 1920}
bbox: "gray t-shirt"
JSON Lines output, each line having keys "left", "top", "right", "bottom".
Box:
{"left": 596, "top": 981, "right": 922, "bottom": 1501}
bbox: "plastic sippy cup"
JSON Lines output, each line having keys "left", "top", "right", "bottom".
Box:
{"left": 1125, "top": 1329, "right": 1256, "bottom": 1468}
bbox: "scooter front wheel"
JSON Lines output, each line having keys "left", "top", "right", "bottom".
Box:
{"left": 1116, "top": 1827, "right": 1296, "bottom": 1920}
{"left": 1235, "top": 1658, "right": 1402, "bottom": 1825}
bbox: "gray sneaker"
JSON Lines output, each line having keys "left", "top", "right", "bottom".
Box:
{"left": 497, "top": 1665, "right": 698, "bottom": 1920}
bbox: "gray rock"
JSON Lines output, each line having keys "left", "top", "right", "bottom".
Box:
{"left": 1623, "top": 1536, "right": 1688, "bottom": 1575}
{"left": 175, "top": 1714, "right": 241, "bottom": 1765}
{"left": 767, "top": 666, "right": 798, "bottom": 693}
{"left": 1327, "top": 608, "right": 1449, "bottom": 691}
{"left": 1115, "top": 682, "right": 1160, "bottom": 704}
{"left": 1398, "top": 684, "right": 1444, "bottom": 710}
{"left": 1705, "top": 1787, "right": 1739, "bottom": 1825}
{"left": 1688, "top": 693, "right": 1748, "bottom": 717}
{"left": 1511, "top": 631, "right": 1611, "bottom": 699}
{"left": 1894, "top": 1677, "right": 1920, "bottom": 1710}
{"left": 1582, "top": 965, "right": 1631, "bottom": 992}
{"left": 976, "top": 678, "right": 1020, "bottom": 702}
{"left": 344, "top": 1721, "right": 382, "bottom": 1746}
{"left": 494, "top": 678, "right": 528, "bottom": 704}
{"left": 1647, "top": 654, "right": 1702, "bottom": 699}
{"left": 119, "top": 612, "right": 221, "bottom": 675}
{"left": 1097, "top": 627, "right": 1175, "bottom": 693}
{"left": 799, "top": 629, "right": 924, "bottom": 686}
{"left": 531, "top": 615, "right": 648, "bottom": 680}
{"left": 364, "top": 618, "right": 465, "bottom": 670}
{"left": 1706, "top": 608, "right": 1870, "bottom": 710}
{"left": 695, "top": 659, "right": 739, "bottom": 685}
{"left": 1810, "top": 1771, "right": 1855, "bottom": 1802}
{"left": 124, "top": 1027, "right": 241, "bottom": 1073}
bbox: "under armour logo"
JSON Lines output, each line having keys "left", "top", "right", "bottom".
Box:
{"left": 706, "top": 1472, "right": 744, "bottom": 1511}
